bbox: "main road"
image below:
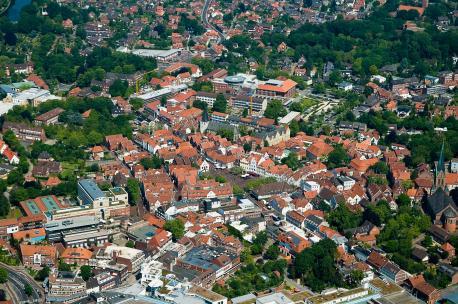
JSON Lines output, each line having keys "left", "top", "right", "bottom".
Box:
{"left": 201, "top": 0, "right": 225, "bottom": 42}
{"left": 1, "top": 262, "right": 43, "bottom": 303}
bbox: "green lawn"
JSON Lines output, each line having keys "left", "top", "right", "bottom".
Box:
{"left": 61, "top": 161, "right": 84, "bottom": 179}
{"left": 301, "top": 98, "right": 319, "bottom": 109}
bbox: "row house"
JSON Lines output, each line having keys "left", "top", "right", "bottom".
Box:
{"left": 2, "top": 121, "right": 45, "bottom": 142}
{"left": 180, "top": 180, "right": 233, "bottom": 200}
{"left": 239, "top": 151, "right": 271, "bottom": 176}
{"left": 366, "top": 251, "right": 408, "bottom": 284}
{"left": 285, "top": 210, "right": 306, "bottom": 229}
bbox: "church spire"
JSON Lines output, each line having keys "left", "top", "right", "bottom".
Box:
{"left": 437, "top": 140, "right": 445, "bottom": 173}
{"left": 435, "top": 139, "right": 446, "bottom": 190}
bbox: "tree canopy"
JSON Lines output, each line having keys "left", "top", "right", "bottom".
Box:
{"left": 164, "top": 219, "right": 185, "bottom": 241}
{"left": 292, "top": 239, "right": 342, "bottom": 292}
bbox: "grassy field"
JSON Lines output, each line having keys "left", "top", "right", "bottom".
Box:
{"left": 301, "top": 98, "right": 319, "bottom": 109}
{"left": 61, "top": 161, "right": 84, "bottom": 179}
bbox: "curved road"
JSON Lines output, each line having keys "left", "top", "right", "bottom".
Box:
{"left": 201, "top": 0, "right": 225, "bottom": 42}
{"left": 1, "top": 263, "right": 43, "bottom": 303}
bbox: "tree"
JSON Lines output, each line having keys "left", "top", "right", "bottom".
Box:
{"left": 264, "top": 100, "right": 287, "bottom": 120}
{"left": 348, "top": 270, "right": 364, "bottom": 287}
{"left": 429, "top": 253, "right": 440, "bottom": 264}
{"left": 369, "top": 65, "right": 378, "bottom": 75}
{"left": 396, "top": 194, "right": 411, "bottom": 207}
{"left": 290, "top": 102, "right": 305, "bottom": 113}
{"left": 126, "top": 178, "right": 141, "bottom": 205}
{"left": 250, "top": 243, "right": 263, "bottom": 255}
{"left": 233, "top": 184, "right": 244, "bottom": 197}
{"left": 193, "top": 100, "right": 208, "bottom": 111}
{"left": 282, "top": 152, "right": 301, "bottom": 171}
{"left": 160, "top": 96, "right": 167, "bottom": 107}
{"left": 264, "top": 244, "right": 280, "bottom": 260}
{"left": 24, "top": 284, "right": 33, "bottom": 297}
{"left": 35, "top": 266, "right": 50, "bottom": 281}
{"left": 129, "top": 98, "right": 144, "bottom": 111}
{"left": 7, "top": 170, "right": 24, "bottom": 185}
{"left": 109, "top": 79, "right": 128, "bottom": 97}
{"left": 140, "top": 155, "right": 162, "bottom": 169}
{"left": 18, "top": 157, "right": 29, "bottom": 174}
{"left": 216, "top": 128, "right": 234, "bottom": 141}
{"left": 422, "top": 235, "right": 433, "bottom": 248}
{"left": 191, "top": 57, "right": 214, "bottom": 74}
{"left": 289, "top": 120, "right": 300, "bottom": 137}
{"left": 378, "top": 206, "right": 431, "bottom": 259}
{"left": 126, "top": 240, "right": 135, "bottom": 248}
{"left": 243, "top": 143, "right": 252, "bottom": 152}
{"left": 164, "top": 219, "right": 185, "bottom": 241}
{"left": 328, "top": 71, "right": 342, "bottom": 85}
{"left": 58, "top": 261, "right": 72, "bottom": 271}
{"left": 215, "top": 176, "right": 226, "bottom": 183}
{"left": 253, "top": 231, "right": 268, "bottom": 247}
{"left": 240, "top": 248, "right": 253, "bottom": 264}
{"left": 0, "top": 195, "right": 10, "bottom": 218}
{"left": 363, "top": 200, "right": 391, "bottom": 226}
{"left": 0, "top": 268, "right": 7, "bottom": 283}
{"left": 370, "top": 162, "right": 389, "bottom": 174}
{"left": 293, "top": 239, "right": 341, "bottom": 292}
{"left": 327, "top": 203, "right": 362, "bottom": 233}
{"left": 87, "top": 131, "right": 103, "bottom": 145}
{"left": 80, "top": 265, "right": 92, "bottom": 281}
{"left": 4, "top": 32, "right": 17, "bottom": 46}
{"left": 213, "top": 94, "right": 227, "bottom": 113}
{"left": 327, "top": 145, "right": 350, "bottom": 169}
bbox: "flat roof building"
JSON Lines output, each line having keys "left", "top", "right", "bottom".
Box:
{"left": 256, "top": 79, "right": 297, "bottom": 99}
{"left": 78, "top": 179, "right": 105, "bottom": 206}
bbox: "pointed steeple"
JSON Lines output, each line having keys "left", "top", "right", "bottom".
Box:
{"left": 435, "top": 139, "right": 446, "bottom": 190}
{"left": 199, "top": 108, "right": 209, "bottom": 134}
{"left": 437, "top": 140, "right": 445, "bottom": 173}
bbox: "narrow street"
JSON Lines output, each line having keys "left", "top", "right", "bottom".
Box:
{"left": 201, "top": 0, "right": 225, "bottom": 41}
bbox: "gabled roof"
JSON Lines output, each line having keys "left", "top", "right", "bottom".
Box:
{"left": 426, "top": 187, "right": 456, "bottom": 216}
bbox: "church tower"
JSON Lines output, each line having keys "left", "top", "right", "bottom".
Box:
{"left": 434, "top": 140, "right": 446, "bottom": 190}
{"left": 199, "top": 108, "right": 209, "bottom": 134}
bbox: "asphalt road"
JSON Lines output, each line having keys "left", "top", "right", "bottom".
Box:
{"left": 1, "top": 263, "right": 43, "bottom": 303}
{"left": 201, "top": 0, "right": 225, "bottom": 41}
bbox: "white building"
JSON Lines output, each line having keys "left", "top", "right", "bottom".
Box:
{"left": 140, "top": 258, "right": 163, "bottom": 286}
{"left": 97, "top": 245, "right": 145, "bottom": 273}
{"left": 278, "top": 111, "right": 300, "bottom": 125}
{"left": 117, "top": 47, "right": 182, "bottom": 62}
{"left": 337, "top": 176, "right": 355, "bottom": 190}
{"left": 12, "top": 88, "right": 61, "bottom": 106}
{"left": 370, "top": 75, "right": 386, "bottom": 83}
{"left": 451, "top": 158, "right": 458, "bottom": 173}
{"left": 301, "top": 181, "right": 320, "bottom": 192}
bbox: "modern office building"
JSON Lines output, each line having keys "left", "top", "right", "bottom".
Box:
{"left": 78, "top": 179, "right": 107, "bottom": 206}
{"left": 74, "top": 179, "right": 130, "bottom": 220}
